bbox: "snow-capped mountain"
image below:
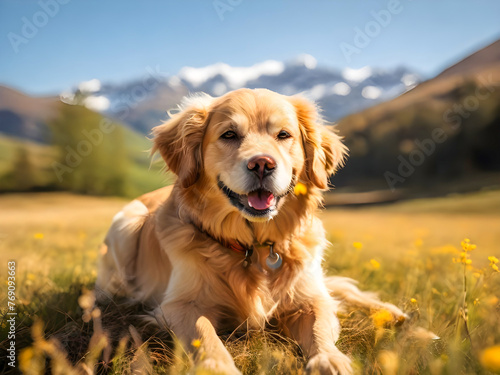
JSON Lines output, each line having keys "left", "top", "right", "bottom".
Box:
{"left": 74, "top": 55, "right": 421, "bottom": 133}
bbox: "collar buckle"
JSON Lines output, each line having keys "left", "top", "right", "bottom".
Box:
{"left": 242, "top": 247, "right": 253, "bottom": 268}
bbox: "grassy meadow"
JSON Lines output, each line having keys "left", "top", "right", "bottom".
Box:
{"left": 1, "top": 190, "right": 500, "bottom": 374}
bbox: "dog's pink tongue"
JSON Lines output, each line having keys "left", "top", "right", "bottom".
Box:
{"left": 248, "top": 191, "right": 275, "bottom": 210}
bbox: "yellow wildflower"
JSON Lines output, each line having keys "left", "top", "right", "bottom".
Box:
{"left": 480, "top": 345, "right": 500, "bottom": 372}
{"left": 454, "top": 239, "right": 477, "bottom": 264}
{"left": 191, "top": 339, "right": 201, "bottom": 348}
{"left": 294, "top": 182, "right": 307, "bottom": 196}
{"left": 33, "top": 233, "right": 44, "bottom": 240}
{"left": 352, "top": 242, "right": 363, "bottom": 250}
{"left": 489, "top": 256, "right": 499, "bottom": 272}
{"left": 473, "top": 298, "right": 480, "bottom": 306}
{"left": 27, "top": 273, "right": 36, "bottom": 281}
{"left": 461, "top": 238, "right": 476, "bottom": 252}
{"left": 410, "top": 298, "right": 417, "bottom": 304}
{"left": 371, "top": 309, "right": 393, "bottom": 327}
{"left": 414, "top": 238, "right": 423, "bottom": 247}
{"left": 369, "top": 259, "right": 380, "bottom": 270}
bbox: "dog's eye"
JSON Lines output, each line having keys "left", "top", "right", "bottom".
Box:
{"left": 220, "top": 130, "right": 238, "bottom": 140}
{"left": 277, "top": 130, "right": 291, "bottom": 140}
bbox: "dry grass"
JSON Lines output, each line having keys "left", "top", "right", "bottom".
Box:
{"left": 1, "top": 191, "right": 499, "bottom": 374}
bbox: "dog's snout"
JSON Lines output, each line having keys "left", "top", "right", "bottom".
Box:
{"left": 247, "top": 155, "right": 276, "bottom": 179}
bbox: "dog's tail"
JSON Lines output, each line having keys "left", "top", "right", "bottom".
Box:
{"left": 324, "top": 276, "right": 407, "bottom": 322}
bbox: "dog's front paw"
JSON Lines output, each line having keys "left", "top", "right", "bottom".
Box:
{"left": 306, "top": 351, "right": 352, "bottom": 375}
{"left": 195, "top": 357, "right": 242, "bottom": 375}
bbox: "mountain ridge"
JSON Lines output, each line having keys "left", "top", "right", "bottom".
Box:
{"left": 91, "top": 56, "right": 421, "bottom": 133}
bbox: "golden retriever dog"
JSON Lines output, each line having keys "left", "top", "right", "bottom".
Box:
{"left": 96, "top": 89, "right": 405, "bottom": 374}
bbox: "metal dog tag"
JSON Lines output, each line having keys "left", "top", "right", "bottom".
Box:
{"left": 266, "top": 244, "right": 282, "bottom": 269}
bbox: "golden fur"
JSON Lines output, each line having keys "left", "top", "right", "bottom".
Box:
{"left": 96, "top": 89, "right": 405, "bottom": 374}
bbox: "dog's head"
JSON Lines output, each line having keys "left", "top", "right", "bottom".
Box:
{"left": 153, "top": 89, "right": 347, "bottom": 222}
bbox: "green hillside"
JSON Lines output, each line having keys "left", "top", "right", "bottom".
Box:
{"left": 0, "top": 103, "right": 172, "bottom": 198}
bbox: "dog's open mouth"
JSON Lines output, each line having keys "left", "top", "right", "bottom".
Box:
{"left": 218, "top": 180, "right": 280, "bottom": 218}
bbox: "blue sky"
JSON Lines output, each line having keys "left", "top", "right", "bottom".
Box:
{"left": 1, "top": 0, "right": 499, "bottom": 95}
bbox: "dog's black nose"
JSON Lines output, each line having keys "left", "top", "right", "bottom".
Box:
{"left": 247, "top": 155, "right": 276, "bottom": 180}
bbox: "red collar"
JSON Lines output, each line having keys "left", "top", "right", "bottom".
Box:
{"left": 192, "top": 222, "right": 253, "bottom": 255}
{"left": 227, "top": 239, "right": 249, "bottom": 254}
{"left": 208, "top": 232, "right": 254, "bottom": 267}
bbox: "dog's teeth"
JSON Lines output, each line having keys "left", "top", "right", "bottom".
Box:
{"left": 248, "top": 199, "right": 253, "bottom": 208}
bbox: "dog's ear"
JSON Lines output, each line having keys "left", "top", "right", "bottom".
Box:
{"left": 152, "top": 94, "right": 213, "bottom": 189}
{"left": 289, "top": 95, "right": 348, "bottom": 189}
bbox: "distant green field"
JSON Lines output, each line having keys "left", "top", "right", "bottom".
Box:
{"left": 0, "top": 136, "right": 58, "bottom": 187}
{"left": 0, "top": 129, "right": 171, "bottom": 197}
{"left": 0, "top": 191, "right": 499, "bottom": 374}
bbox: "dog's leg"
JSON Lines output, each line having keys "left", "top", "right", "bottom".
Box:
{"left": 283, "top": 290, "right": 352, "bottom": 375}
{"left": 96, "top": 200, "right": 149, "bottom": 299}
{"left": 156, "top": 302, "right": 241, "bottom": 375}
